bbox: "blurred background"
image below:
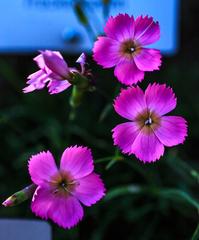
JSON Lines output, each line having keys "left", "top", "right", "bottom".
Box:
{"left": 1, "top": 0, "right": 199, "bottom": 239}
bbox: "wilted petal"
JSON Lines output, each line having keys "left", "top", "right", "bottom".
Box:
{"left": 74, "top": 173, "right": 105, "bottom": 206}
{"left": 145, "top": 83, "right": 177, "bottom": 116}
{"left": 60, "top": 146, "right": 94, "bottom": 179}
{"left": 93, "top": 36, "right": 121, "bottom": 68}
{"left": 104, "top": 14, "right": 135, "bottom": 41}
{"left": 131, "top": 128, "right": 164, "bottom": 163}
{"left": 134, "top": 48, "right": 161, "bottom": 71}
{"left": 112, "top": 122, "right": 140, "bottom": 154}
{"left": 114, "top": 86, "right": 146, "bottom": 120}
{"left": 134, "top": 15, "right": 160, "bottom": 46}
{"left": 114, "top": 61, "right": 144, "bottom": 85}
{"left": 154, "top": 116, "right": 188, "bottom": 147}
{"left": 42, "top": 50, "right": 69, "bottom": 77}
{"left": 28, "top": 151, "right": 58, "bottom": 186}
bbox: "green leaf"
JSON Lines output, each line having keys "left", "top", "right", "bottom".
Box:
{"left": 105, "top": 185, "right": 143, "bottom": 201}
{"left": 99, "top": 103, "right": 112, "bottom": 122}
{"left": 191, "top": 223, "right": 199, "bottom": 240}
{"left": 105, "top": 159, "right": 116, "bottom": 170}
{"left": 159, "top": 189, "right": 199, "bottom": 210}
{"left": 95, "top": 156, "right": 113, "bottom": 164}
{"left": 74, "top": 2, "right": 88, "bottom": 26}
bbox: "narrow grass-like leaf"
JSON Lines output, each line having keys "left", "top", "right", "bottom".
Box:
{"left": 159, "top": 189, "right": 199, "bottom": 210}
{"left": 105, "top": 185, "right": 143, "bottom": 201}
{"left": 191, "top": 223, "right": 199, "bottom": 240}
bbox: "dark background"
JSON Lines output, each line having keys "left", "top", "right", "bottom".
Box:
{"left": 1, "top": 0, "right": 199, "bottom": 239}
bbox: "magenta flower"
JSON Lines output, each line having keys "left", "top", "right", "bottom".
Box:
{"left": 23, "top": 50, "right": 78, "bottom": 94}
{"left": 112, "top": 84, "right": 188, "bottom": 163}
{"left": 93, "top": 14, "right": 161, "bottom": 85}
{"left": 28, "top": 146, "right": 105, "bottom": 229}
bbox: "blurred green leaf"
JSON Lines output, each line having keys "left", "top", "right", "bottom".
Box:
{"left": 105, "top": 185, "right": 143, "bottom": 201}
{"left": 105, "top": 158, "right": 116, "bottom": 170}
{"left": 95, "top": 156, "right": 113, "bottom": 163}
{"left": 166, "top": 150, "right": 199, "bottom": 183}
{"left": 99, "top": 103, "right": 112, "bottom": 122}
{"left": 74, "top": 2, "right": 88, "bottom": 26}
{"left": 191, "top": 223, "right": 199, "bottom": 240}
{"left": 159, "top": 189, "right": 199, "bottom": 210}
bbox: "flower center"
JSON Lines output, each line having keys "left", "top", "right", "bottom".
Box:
{"left": 135, "top": 110, "right": 160, "bottom": 132}
{"left": 144, "top": 117, "right": 153, "bottom": 126}
{"left": 50, "top": 171, "right": 78, "bottom": 196}
{"left": 120, "top": 40, "right": 140, "bottom": 59}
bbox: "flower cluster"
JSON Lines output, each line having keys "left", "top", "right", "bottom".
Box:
{"left": 93, "top": 14, "right": 187, "bottom": 162}
{"left": 3, "top": 12, "right": 188, "bottom": 230}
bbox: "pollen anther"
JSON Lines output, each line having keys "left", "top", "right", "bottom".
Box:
{"left": 145, "top": 117, "right": 153, "bottom": 126}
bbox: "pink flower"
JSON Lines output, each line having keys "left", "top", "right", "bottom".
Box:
{"left": 112, "top": 84, "right": 188, "bottom": 163}
{"left": 23, "top": 50, "right": 77, "bottom": 94}
{"left": 28, "top": 146, "right": 105, "bottom": 229}
{"left": 93, "top": 14, "right": 161, "bottom": 85}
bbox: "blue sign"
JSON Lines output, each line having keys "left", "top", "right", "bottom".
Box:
{"left": 0, "top": 0, "right": 179, "bottom": 54}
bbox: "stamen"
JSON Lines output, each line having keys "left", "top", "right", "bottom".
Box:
{"left": 67, "top": 180, "right": 77, "bottom": 185}
{"left": 130, "top": 47, "right": 135, "bottom": 52}
{"left": 61, "top": 182, "right": 70, "bottom": 192}
{"left": 53, "top": 189, "right": 59, "bottom": 194}
{"left": 52, "top": 175, "right": 78, "bottom": 195}
{"left": 145, "top": 117, "right": 153, "bottom": 126}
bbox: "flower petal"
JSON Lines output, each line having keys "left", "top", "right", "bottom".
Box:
{"left": 112, "top": 122, "right": 141, "bottom": 154}
{"left": 131, "top": 128, "right": 164, "bottom": 163}
{"left": 145, "top": 83, "right": 177, "bottom": 116}
{"left": 114, "top": 86, "right": 146, "bottom": 120}
{"left": 73, "top": 173, "right": 105, "bottom": 206}
{"left": 134, "top": 15, "right": 160, "bottom": 46}
{"left": 76, "top": 53, "right": 86, "bottom": 65}
{"left": 26, "top": 70, "right": 47, "bottom": 84}
{"left": 42, "top": 50, "right": 69, "bottom": 77}
{"left": 31, "top": 186, "right": 53, "bottom": 220}
{"left": 104, "top": 14, "right": 135, "bottom": 41}
{"left": 31, "top": 187, "right": 84, "bottom": 229}
{"left": 93, "top": 36, "right": 121, "bottom": 68}
{"left": 48, "top": 196, "right": 83, "bottom": 229}
{"left": 114, "top": 61, "right": 144, "bottom": 85}
{"left": 23, "top": 84, "right": 37, "bottom": 93}
{"left": 134, "top": 48, "right": 162, "bottom": 71}
{"left": 47, "top": 79, "right": 71, "bottom": 94}
{"left": 154, "top": 116, "right": 188, "bottom": 147}
{"left": 34, "top": 54, "right": 47, "bottom": 70}
{"left": 60, "top": 146, "right": 94, "bottom": 179}
{"left": 23, "top": 70, "right": 49, "bottom": 93}
{"left": 28, "top": 151, "right": 58, "bottom": 186}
